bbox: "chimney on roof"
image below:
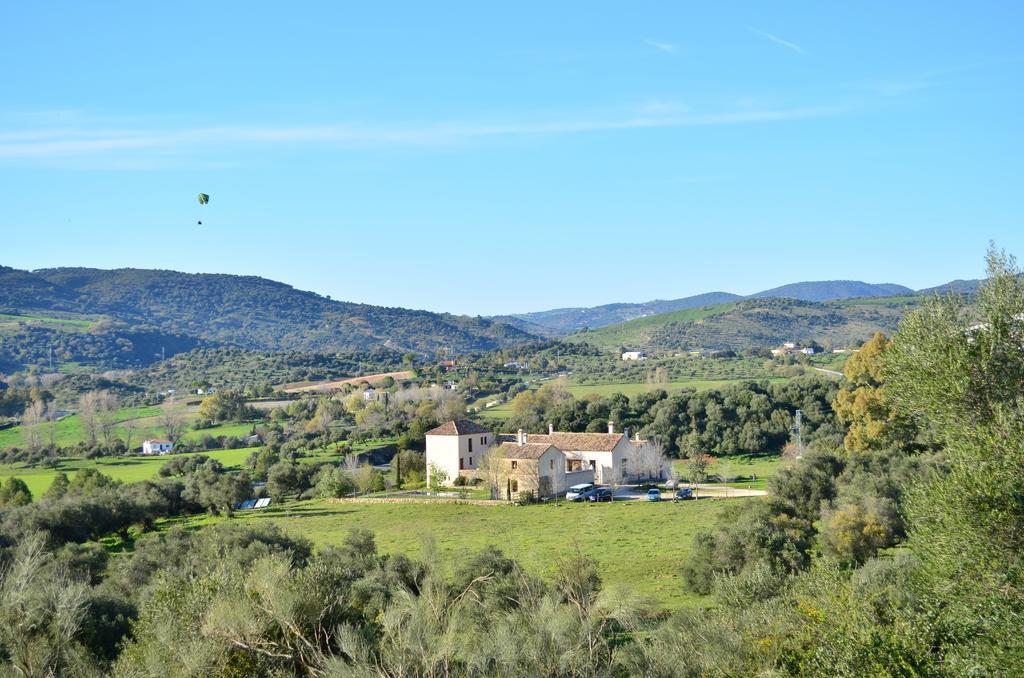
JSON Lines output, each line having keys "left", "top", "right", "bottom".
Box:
{"left": 608, "top": 421, "right": 615, "bottom": 435}
{"left": 624, "top": 427, "right": 630, "bottom": 440}
{"left": 548, "top": 423, "right": 554, "bottom": 435}
{"left": 517, "top": 429, "right": 525, "bottom": 446}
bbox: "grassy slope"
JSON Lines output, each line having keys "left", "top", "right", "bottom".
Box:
{"left": 0, "top": 436, "right": 399, "bottom": 499}
{"left": 0, "top": 447, "right": 259, "bottom": 498}
{"left": 162, "top": 497, "right": 746, "bottom": 611}
{"left": 571, "top": 304, "right": 733, "bottom": 351}
{"left": 0, "top": 407, "right": 260, "bottom": 451}
{"left": 566, "top": 297, "right": 917, "bottom": 354}
{"left": 0, "top": 312, "right": 97, "bottom": 334}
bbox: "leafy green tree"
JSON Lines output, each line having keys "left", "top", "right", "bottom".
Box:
{"left": 881, "top": 247, "right": 1024, "bottom": 671}
{"left": 820, "top": 496, "right": 898, "bottom": 566}
{"left": 315, "top": 467, "right": 356, "bottom": 498}
{"left": 833, "top": 332, "right": 918, "bottom": 453}
{"left": 0, "top": 476, "right": 32, "bottom": 506}
{"left": 181, "top": 460, "right": 250, "bottom": 515}
{"left": 43, "top": 471, "right": 71, "bottom": 500}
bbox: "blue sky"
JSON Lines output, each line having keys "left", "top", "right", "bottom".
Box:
{"left": 1, "top": 2, "right": 1021, "bottom": 315}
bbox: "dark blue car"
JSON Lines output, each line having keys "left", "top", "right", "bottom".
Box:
{"left": 588, "top": 487, "right": 613, "bottom": 502}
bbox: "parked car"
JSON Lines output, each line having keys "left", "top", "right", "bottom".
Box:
{"left": 646, "top": 488, "right": 662, "bottom": 502}
{"left": 567, "top": 483, "right": 596, "bottom": 501}
{"left": 588, "top": 487, "right": 613, "bottom": 502}
{"left": 674, "top": 487, "right": 694, "bottom": 500}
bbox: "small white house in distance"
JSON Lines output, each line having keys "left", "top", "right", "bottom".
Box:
{"left": 621, "top": 351, "right": 646, "bottom": 361}
{"left": 141, "top": 439, "right": 173, "bottom": 455}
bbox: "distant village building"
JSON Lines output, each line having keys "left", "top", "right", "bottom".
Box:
{"left": 771, "top": 342, "right": 819, "bottom": 357}
{"left": 141, "top": 439, "right": 173, "bottom": 455}
{"left": 503, "top": 361, "right": 528, "bottom": 369}
{"left": 621, "top": 351, "right": 646, "bottom": 361}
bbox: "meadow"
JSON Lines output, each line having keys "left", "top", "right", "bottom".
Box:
{"left": 0, "top": 406, "right": 259, "bottom": 451}
{"left": 159, "top": 495, "right": 747, "bottom": 611}
{"left": 0, "top": 447, "right": 259, "bottom": 498}
{"left": 672, "top": 452, "right": 786, "bottom": 491}
{"left": 0, "top": 437, "right": 398, "bottom": 499}
{"left": 0, "top": 312, "right": 97, "bottom": 334}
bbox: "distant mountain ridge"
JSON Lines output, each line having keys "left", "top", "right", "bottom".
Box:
{"left": 0, "top": 266, "right": 540, "bottom": 369}
{"left": 747, "top": 280, "right": 913, "bottom": 302}
{"left": 511, "top": 279, "right": 959, "bottom": 335}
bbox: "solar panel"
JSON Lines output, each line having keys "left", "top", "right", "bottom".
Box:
{"left": 254, "top": 497, "right": 271, "bottom": 508}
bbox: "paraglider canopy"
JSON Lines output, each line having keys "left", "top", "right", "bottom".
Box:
{"left": 197, "top": 193, "right": 210, "bottom": 205}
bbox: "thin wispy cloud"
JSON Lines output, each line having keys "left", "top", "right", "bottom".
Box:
{"left": 643, "top": 38, "right": 677, "bottom": 53}
{"left": 0, "top": 106, "right": 841, "bottom": 163}
{"left": 749, "top": 27, "right": 806, "bottom": 55}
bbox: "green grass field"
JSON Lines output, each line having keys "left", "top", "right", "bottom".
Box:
{"left": 0, "top": 446, "right": 261, "bottom": 498}
{"left": 0, "top": 436, "right": 399, "bottom": 499}
{"left": 0, "top": 407, "right": 261, "bottom": 451}
{"left": 0, "top": 312, "right": 98, "bottom": 334}
{"left": 159, "top": 496, "right": 747, "bottom": 611}
{"left": 672, "top": 452, "right": 786, "bottom": 491}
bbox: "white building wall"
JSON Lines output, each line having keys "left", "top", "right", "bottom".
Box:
{"left": 426, "top": 433, "right": 492, "bottom": 484}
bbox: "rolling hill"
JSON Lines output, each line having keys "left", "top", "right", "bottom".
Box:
{"left": 509, "top": 291, "right": 742, "bottom": 335}
{"left": 512, "top": 278, "right": 974, "bottom": 337}
{"left": 747, "top": 280, "right": 913, "bottom": 301}
{"left": 513, "top": 280, "right": 919, "bottom": 335}
{"left": 567, "top": 296, "right": 925, "bottom": 353}
{"left": 0, "top": 266, "right": 540, "bottom": 371}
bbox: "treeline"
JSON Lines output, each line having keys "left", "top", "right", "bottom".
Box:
{"left": 503, "top": 376, "right": 841, "bottom": 456}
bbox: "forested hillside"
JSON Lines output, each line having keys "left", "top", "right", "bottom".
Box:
{"left": 570, "top": 296, "right": 921, "bottom": 352}
{"left": 509, "top": 280, "right": 943, "bottom": 335}
{"left": 0, "top": 266, "right": 539, "bottom": 370}
{"left": 509, "top": 291, "right": 742, "bottom": 335}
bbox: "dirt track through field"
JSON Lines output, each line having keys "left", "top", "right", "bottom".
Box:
{"left": 282, "top": 371, "right": 415, "bottom": 394}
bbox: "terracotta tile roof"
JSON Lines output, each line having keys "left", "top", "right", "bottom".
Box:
{"left": 425, "top": 419, "right": 492, "bottom": 436}
{"left": 493, "top": 442, "right": 557, "bottom": 460}
{"left": 523, "top": 432, "right": 625, "bottom": 452}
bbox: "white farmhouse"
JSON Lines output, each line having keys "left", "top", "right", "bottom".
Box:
{"left": 521, "top": 421, "right": 654, "bottom": 484}
{"left": 425, "top": 419, "right": 664, "bottom": 493}
{"left": 425, "top": 419, "right": 493, "bottom": 484}
{"left": 141, "top": 439, "right": 173, "bottom": 455}
{"left": 621, "top": 351, "right": 646, "bottom": 361}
